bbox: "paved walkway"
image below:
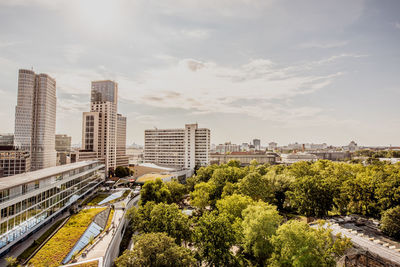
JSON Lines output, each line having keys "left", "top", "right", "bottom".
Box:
{"left": 75, "top": 196, "right": 130, "bottom": 263}
{"left": 0, "top": 212, "right": 70, "bottom": 266}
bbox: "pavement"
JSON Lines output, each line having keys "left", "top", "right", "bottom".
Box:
{"left": 323, "top": 223, "right": 400, "bottom": 264}
{"left": 76, "top": 192, "right": 135, "bottom": 264}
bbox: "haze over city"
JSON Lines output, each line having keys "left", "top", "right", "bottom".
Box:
{"left": 0, "top": 0, "right": 399, "bottom": 146}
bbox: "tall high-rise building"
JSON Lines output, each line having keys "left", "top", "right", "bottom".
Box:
{"left": 81, "top": 80, "right": 127, "bottom": 174}
{"left": 14, "top": 69, "right": 56, "bottom": 171}
{"left": 116, "top": 114, "right": 129, "bottom": 167}
{"left": 253, "top": 139, "right": 261, "bottom": 151}
{"left": 144, "top": 123, "right": 210, "bottom": 169}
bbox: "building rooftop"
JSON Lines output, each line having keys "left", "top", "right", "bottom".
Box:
{"left": 0, "top": 160, "right": 100, "bottom": 190}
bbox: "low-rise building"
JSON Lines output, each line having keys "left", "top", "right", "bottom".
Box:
{"left": 281, "top": 153, "right": 318, "bottom": 164}
{"left": 210, "top": 152, "right": 279, "bottom": 165}
{"left": 0, "top": 160, "right": 105, "bottom": 255}
{"left": 215, "top": 142, "right": 240, "bottom": 154}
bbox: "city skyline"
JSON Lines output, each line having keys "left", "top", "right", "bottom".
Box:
{"left": 0, "top": 0, "right": 400, "bottom": 146}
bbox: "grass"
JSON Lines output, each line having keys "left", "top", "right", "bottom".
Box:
{"left": 17, "top": 218, "right": 65, "bottom": 263}
{"left": 82, "top": 193, "right": 110, "bottom": 206}
{"left": 28, "top": 208, "right": 105, "bottom": 267}
{"left": 109, "top": 190, "right": 131, "bottom": 204}
{"left": 105, "top": 209, "right": 115, "bottom": 231}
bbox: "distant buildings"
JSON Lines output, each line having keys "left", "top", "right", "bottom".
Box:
{"left": 14, "top": 69, "right": 57, "bottom": 171}
{"left": 81, "top": 80, "right": 128, "bottom": 174}
{"left": 215, "top": 142, "right": 240, "bottom": 154}
{"left": 268, "top": 142, "right": 278, "bottom": 151}
{"left": 144, "top": 123, "right": 210, "bottom": 170}
{"left": 211, "top": 151, "right": 279, "bottom": 165}
{"left": 253, "top": 139, "right": 261, "bottom": 151}
{"left": 343, "top": 141, "right": 359, "bottom": 152}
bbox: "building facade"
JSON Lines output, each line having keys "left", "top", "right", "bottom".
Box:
{"left": 210, "top": 152, "right": 279, "bottom": 165}
{"left": 0, "top": 161, "right": 105, "bottom": 255}
{"left": 116, "top": 114, "right": 129, "bottom": 167}
{"left": 0, "top": 147, "right": 31, "bottom": 177}
{"left": 81, "top": 81, "right": 128, "bottom": 174}
{"left": 144, "top": 123, "right": 210, "bottom": 169}
{"left": 0, "top": 134, "right": 14, "bottom": 146}
{"left": 14, "top": 69, "right": 57, "bottom": 171}
{"left": 55, "top": 134, "right": 71, "bottom": 152}
{"left": 215, "top": 142, "right": 241, "bottom": 154}
{"left": 253, "top": 139, "right": 261, "bottom": 151}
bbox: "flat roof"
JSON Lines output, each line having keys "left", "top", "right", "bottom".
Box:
{"left": 0, "top": 161, "right": 101, "bottom": 190}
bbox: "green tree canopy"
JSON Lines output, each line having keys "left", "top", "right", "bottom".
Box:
{"left": 381, "top": 206, "right": 400, "bottom": 239}
{"left": 216, "top": 193, "right": 254, "bottom": 221}
{"left": 115, "top": 233, "right": 195, "bottom": 267}
{"left": 193, "top": 211, "right": 236, "bottom": 266}
{"left": 238, "top": 172, "right": 273, "bottom": 202}
{"left": 166, "top": 180, "right": 187, "bottom": 204}
{"left": 269, "top": 221, "right": 351, "bottom": 267}
{"left": 241, "top": 202, "right": 282, "bottom": 266}
{"left": 140, "top": 178, "right": 171, "bottom": 205}
{"left": 190, "top": 182, "right": 216, "bottom": 210}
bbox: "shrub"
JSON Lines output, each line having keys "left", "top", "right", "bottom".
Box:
{"left": 381, "top": 206, "right": 400, "bottom": 239}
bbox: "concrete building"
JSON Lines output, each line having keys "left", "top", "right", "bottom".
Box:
{"left": 310, "top": 151, "right": 351, "bottom": 161}
{"left": 253, "top": 139, "right": 261, "bottom": 151}
{"left": 81, "top": 81, "right": 128, "bottom": 174}
{"left": 55, "top": 134, "right": 71, "bottom": 152}
{"left": 0, "top": 161, "right": 104, "bottom": 255}
{"left": 116, "top": 114, "right": 129, "bottom": 167}
{"left": 14, "top": 69, "right": 57, "bottom": 171}
{"left": 281, "top": 153, "right": 319, "bottom": 164}
{"left": 144, "top": 123, "right": 210, "bottom": 170}
{"left": 343, "top": 141, "right": 359, "bottom": 152}
{"left": 0, "top": 146, "right": 31, "bottom": 177}
{"left": 0, "top": 135, "right": 14, "bottom": 146}
{"left": 216, "top": 142, "right": 240, "bottom": 154}
{"left": 211, "top": 151, "right": 279, "bottom": 165}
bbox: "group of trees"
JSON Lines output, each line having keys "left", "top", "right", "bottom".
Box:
{"left": 115, "top": 159, "right": 400, "bottom": 266}
{"left": 189, "top": 160, "right": 400, "bottom": 219}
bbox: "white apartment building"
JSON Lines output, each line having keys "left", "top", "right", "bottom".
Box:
{"left": 14, "top": 69, "right": 57, "bottom": 171}
{"left": 116, "top": 114, "right": 129, "bottom": 167}
{"left": 144, "top": 123, "right": 210, "bottom": 170}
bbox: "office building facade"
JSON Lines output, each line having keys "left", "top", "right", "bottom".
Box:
{"left": 0, "top": 147, "right": 31, "bottom": 177}
{"left": 144, "top": 123, "right": 210, "bottom": 169}
{"left": 81, "top": 81, "right": 128, "bottom": 173}
{"left": 0, "top": 134, "right": 14, "bottom": 146}
{"left": 0, "top": 161, "right": 104, "bottom": 255}
{"left": 14, "top": 69, "right": 57, "bottom": 171}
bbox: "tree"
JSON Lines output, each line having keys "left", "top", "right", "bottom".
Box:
{"left": 115, "top": 233, "right": 195, "bottom": 267}
{"left": 140, "top": 179, "right": 171, "bottom": 205}
{"left": 115, "top": 166, "right": 130, "bottom": 178}
{"left": 263, "top": 172, "right": 293, "bottom": 210}
{"left": 126, "top": 201, "right": 156, "bottom": 233}
{"left": 190, "top": 182, "right": 216, "bottom": 210}
{"left": 241, "top": 202, "right": 282, "bottom": 266}
{"left": 381, "top": 206, "right": 400, "bottom": 239}
{"left": 268, "top": 221, "right": 351, "bottom": 267}
{"left": 149, "top": 203, "right": 191, "bottom": 244}
{"left": 227, "top": 159, "right": 241, "bottom": 168}
{"left": 193, "top": 211, "right": 236, "bottom": 266}
{"left": 216, "top": 194, "right": 254, "bottom": 221}
{"left": 288, "top": 175, "right": 336, "bottom": 217}
{"left": 166, "top": 180, "right": 187, "bottom": 204}
{"left": 238, "top": 172, "right": 273, "bottom": 202}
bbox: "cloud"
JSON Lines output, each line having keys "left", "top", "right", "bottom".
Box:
{"left": 396, "top": 22, "right": 400, "bottom": 29}
{"left": 106, "top": 54, "right": 362, "bottom": 124}
{"left": 298, "top": 41, "right": 348, "bottom": 49}
{"left": 63, "top": 44, "right": 85, "bottom": 64}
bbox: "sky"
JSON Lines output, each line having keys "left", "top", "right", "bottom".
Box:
{"left": 0, "top": 0, "right": 399, "bottom": 147}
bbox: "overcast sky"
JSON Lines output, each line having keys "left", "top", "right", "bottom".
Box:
{"left": 0, "top": 0, "right": 399, "bottom": 146}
